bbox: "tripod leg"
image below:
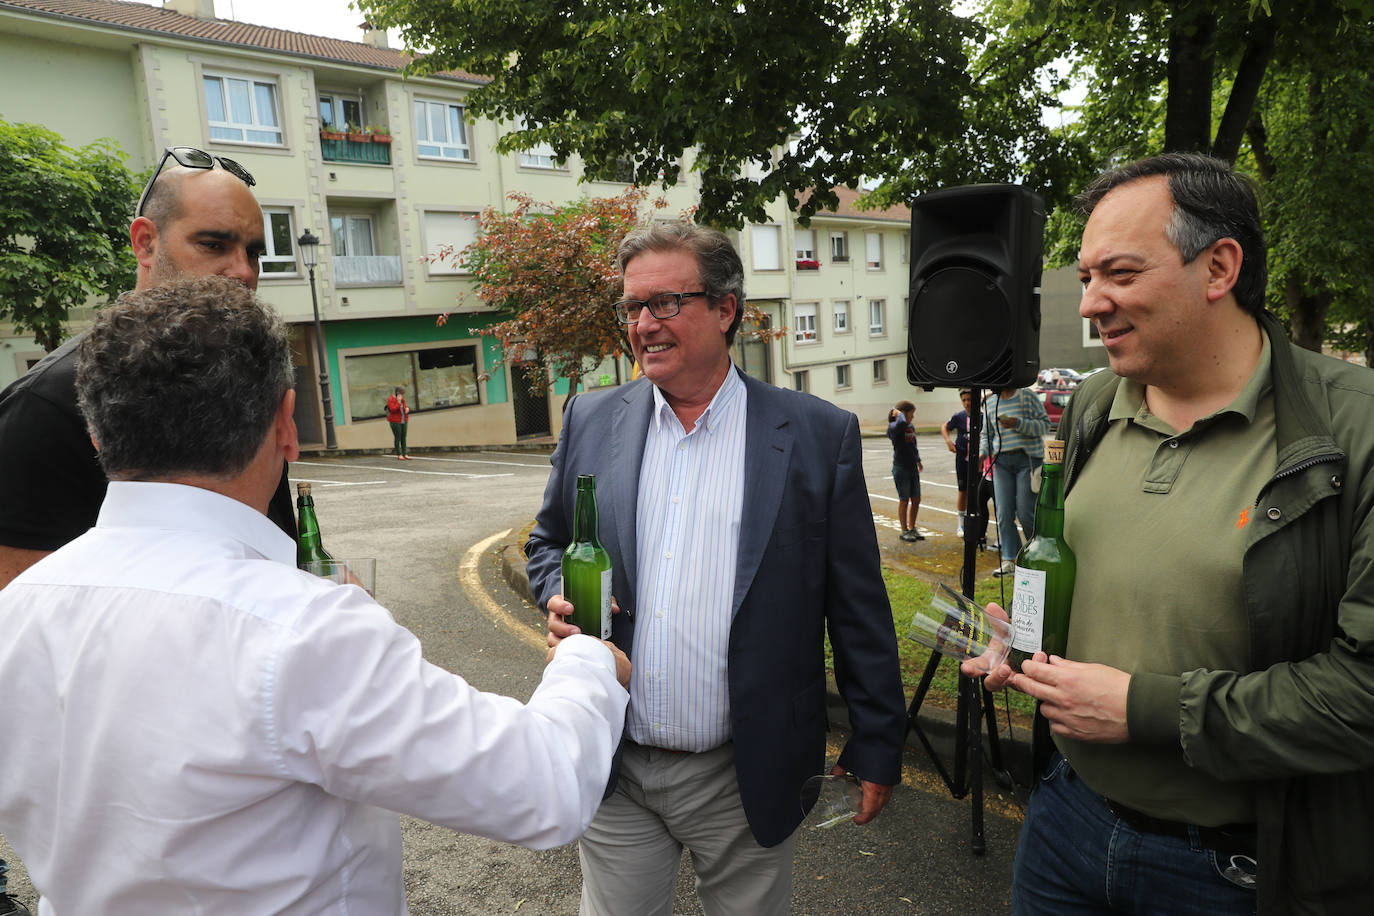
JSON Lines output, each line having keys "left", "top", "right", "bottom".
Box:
{"left": 966, "top": 674, "right": 987, "bottom": 855}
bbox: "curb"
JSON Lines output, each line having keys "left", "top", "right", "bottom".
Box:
{"left": 493, "top": 529, "right": 1032, "bottom": 779}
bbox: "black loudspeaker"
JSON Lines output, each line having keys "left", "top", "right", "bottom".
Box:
{"left": 907, "top": 184, "right": 1045, "bottom": 389}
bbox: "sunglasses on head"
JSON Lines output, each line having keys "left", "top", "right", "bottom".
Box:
{"left": 135, "top": 147, "right": 256, "bottom": 218}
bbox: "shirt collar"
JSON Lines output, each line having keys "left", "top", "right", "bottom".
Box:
{"left": 650, "top": 363, "right": 744, "bottom": 434}
{"left": 1109, "top": 331, "right": 1273, "bottom": 431}
{"left": 97, "top": 481, "right": 297, "bottom": 566}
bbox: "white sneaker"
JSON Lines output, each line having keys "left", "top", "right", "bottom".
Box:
{"left": 994, "top": 559, "right": 1015, "bottom": 577}
{"left": 956, "top": 525, "right": 964, "bottom": 538}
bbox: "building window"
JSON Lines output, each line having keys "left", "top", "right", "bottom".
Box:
{"left": 793, "top": 369, "right": 809, "bottom": 393}
{"left": 260, "top": 209, "right": 296, "bottom": 275}
{"left": 204, "top": 72, "right": 282, "bottom": 145}
{"left": 319, "top": 93, "right": 362, "bottom": 130}
{"left": 515, "top": 116, "right": 559, "bottom": 169}
{"left": 873, "top": 359, "right": 888, "bottom": 383}
{"left": 346, "top": 345, "right": 481, "bottom": 421}
{"left": 415, "top": 99, "right": 471, "bottom": 161}
{"left": 423, "top": 211, "right": 479, "bottom": 274}
{"left": 869, "top": 299, "right": 886, "bottom": 336}
{"left": 794, "top": 302, "right": 818, "bottom": 342}
{"left": 330, "top": 214, "right": 375, "bottom": 257}
{"left": 833, "top": 300, "right": 849, "bottom": 333}
{"left": 900, "top": 231, "right": 909, "bottom": 264}
{"left": 830, "top": 231, "right": 849, "bottom": 262}
{"left": 751, "top": 225, "right": 782, "bottom": 271}
{"left": 866, "top": 231, "right": 883, "bottom": 269}
{"left": 794, "top": 228, "right": 817, "bottom": 268}
{"left": 836, "top": 364, "right": 851, "bottom": 390}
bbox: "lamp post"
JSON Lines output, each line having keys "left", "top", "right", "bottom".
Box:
{"left": 298, "top": 229, "right": 337, "bottom": 449}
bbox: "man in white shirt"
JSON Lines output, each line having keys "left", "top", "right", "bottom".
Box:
{"left": 0, "top": 276, "right": 630, "bottom": 915}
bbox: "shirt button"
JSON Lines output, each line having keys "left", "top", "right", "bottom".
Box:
{"left": 664, "top": 551, "right": 672, "bottom": 560}
{"left": 678, "top": 442, "right": 687, "bottom": 451}
{"left": 1168, "top": 440, "right": 1180, "bottom": 449}
{"left": 1267, "top": 507, "right": 1282, "bottom": 521}
{"left": 672, "top": 496, "right": 681, "bottom": 504}
{"left": 656, "top": 609, "right": 665, "bottom": 618}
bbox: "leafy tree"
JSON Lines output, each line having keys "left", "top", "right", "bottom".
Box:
{"left": 436, "top": 188, "right": 779, "bottom": 401}
{"left": 365, "top": 0, "right": 1374, "bottom": 354}
{"left": 0, "top": 121, "right": 140, "bottom": 351}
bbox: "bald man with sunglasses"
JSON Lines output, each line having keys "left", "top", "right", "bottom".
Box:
{"left": 0, "top": 147, "right": 295, "bottom": 589}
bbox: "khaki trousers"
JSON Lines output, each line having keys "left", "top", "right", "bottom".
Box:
{"left": 578, "top": 742, "right": 798, "bottom": 916}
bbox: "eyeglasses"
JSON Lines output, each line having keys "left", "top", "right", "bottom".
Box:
{"left": 135, "top": 147, "right": 256, "bottom": 218}
{"left": 613, "top": 291, "right": 709, "bottom": 325}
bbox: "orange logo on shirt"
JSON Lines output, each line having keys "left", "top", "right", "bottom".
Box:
{"left": 1235, "top": 507, "right": 1251, "bottom": 529}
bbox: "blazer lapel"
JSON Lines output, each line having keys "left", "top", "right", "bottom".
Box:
{"left": 606, "top": 381, "right": 653, "bottom": 598}
{"left": 734, "top": 376, "right": 792, "bottom": 613}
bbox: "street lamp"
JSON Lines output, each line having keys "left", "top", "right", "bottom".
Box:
{"left": 298, "top": 229, "right": 337, "bottom": 449}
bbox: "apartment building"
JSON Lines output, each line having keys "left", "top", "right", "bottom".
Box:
{"left": 1, "top": 0, "right": 1098, "bottom": 444}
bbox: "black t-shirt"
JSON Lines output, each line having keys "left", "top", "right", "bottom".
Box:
{"left": 0, "top": 334, "right": 297, "bottom": 551}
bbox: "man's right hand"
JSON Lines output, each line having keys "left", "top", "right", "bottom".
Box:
{"left": 545, "top": 593, "right": 621, "bottom": 647}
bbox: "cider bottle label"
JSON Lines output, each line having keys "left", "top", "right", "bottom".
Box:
{"left": 1010, "top": 566, "right": 1047, "bottom": 654}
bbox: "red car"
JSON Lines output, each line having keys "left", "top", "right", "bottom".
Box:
{"left": 1037, "top": 386, "right": 1074, "bottom": 426}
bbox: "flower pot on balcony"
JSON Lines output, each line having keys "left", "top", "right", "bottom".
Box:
{"left": 321, "top": 129, "right": 346, "bottom": 141}
{"left": 371, "top": 134, "right": 392, "bottom": 144}
{"left": 348, "top": 132, "right": 372, "bottom": 143}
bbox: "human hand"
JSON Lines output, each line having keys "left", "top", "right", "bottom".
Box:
{"left": 830, "top": 763, "right": 893, "bottom": 825}
{"left": 998, "top": 415, "right": 1018, "bottom": 429}
{"left": 917, "top": 461, "right": 924, "bottom": 473}
{"left": 946, "top": 440, "right": 957, "bottom": 453}
{"left": 601, "top": 640, "right": 631, "bottom": 688}
{"left": 960, "top": 602, "right": 1015, "bottom": 686}
{"left": 1008, "top": 656, "right": 1131, "bottom": 743}
{"left": 546, "top": 594, "right": 621, "bottom": 647}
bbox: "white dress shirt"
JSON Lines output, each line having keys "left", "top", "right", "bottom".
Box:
{"left": 630, "top": 367, "right": 747, "bottom": 750}
{"left": 0, "top": 481, "right": 627, "bottom": 915}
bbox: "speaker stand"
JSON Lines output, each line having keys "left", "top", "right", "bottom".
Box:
{"left": 902, "top": 386, "right": 1011, "bottom": 854}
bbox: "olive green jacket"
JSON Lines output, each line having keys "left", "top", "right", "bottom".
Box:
{"left": 1056, "top": 312, "right": 1374, "bottom": 914}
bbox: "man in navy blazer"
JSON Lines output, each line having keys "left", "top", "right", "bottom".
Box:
{"left": 525, "top": 222, "right": 905, "bottom": 915}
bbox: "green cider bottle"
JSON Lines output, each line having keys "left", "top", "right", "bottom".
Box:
{"left": 296, "top": 482, "right": 334, "bottom": 570}
{"left": 1010, "top": 439, "right": 1076, "bottom": 663}
{"left": 561, "top": 474, "right": 613, "bottom": 640}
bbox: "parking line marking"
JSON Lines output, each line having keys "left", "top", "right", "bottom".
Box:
{"left": 405, "top": 455, "right": 552, "bottom": 469}
{"left": 294, "top": 460, "right": 513, "bottom": 479}
{"left": 459, "top": 529, "right": 546, "bottom": 653}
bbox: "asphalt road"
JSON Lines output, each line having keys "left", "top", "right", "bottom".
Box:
{"left": 1, "top": 442, "right": 1022, "bottom": 914}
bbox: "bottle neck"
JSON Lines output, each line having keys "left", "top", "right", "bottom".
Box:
{"left": 298, "top": 498, "right": 322, "bottom": 544}
{"left": 1035, "top": 463, "right": 1066, "bottom": 537}
{"left": 572, "top": 488, "right": 601, "bottom": 546}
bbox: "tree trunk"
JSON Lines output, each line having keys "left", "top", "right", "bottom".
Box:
{"left": 1165, "top": 7, "right": 1217, "bottom": 152}
{"left": 1286, "top": 276, "right": 1331, "bottom": 353}
{"left": 1212, "top": 18, "right": 1276, "bottom": 162}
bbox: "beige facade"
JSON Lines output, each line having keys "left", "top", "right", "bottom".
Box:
{"left": 0, "top": 0, "right": 1099, "bottom": 443}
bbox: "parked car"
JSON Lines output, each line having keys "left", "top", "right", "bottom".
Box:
{"left": 1037, "top": 386, "right": 1075, "bottom": 426}
{"left": 1037, "top": 367, "right": 1084, "bottom": 387}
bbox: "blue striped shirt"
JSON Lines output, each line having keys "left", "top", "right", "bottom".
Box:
{"left": 629, "top": 367, "right": 747, "bottom": 751}
{"left": 981, "top": 388, "right": 1051, "bottom": 460}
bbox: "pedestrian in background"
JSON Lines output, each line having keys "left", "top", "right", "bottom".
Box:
{"left": 982, "top": 385, "right": 1051, "bottom": 574}
{"left": 941, "top": 388, "right": 973, "bottom": 538}
{"left": 887, "top": 400, "right": 925, "bottom": 541}
{"left": 387, "top": 386, "right": 410, "bottom": 460}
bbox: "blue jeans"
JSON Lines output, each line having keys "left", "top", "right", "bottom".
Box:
{"left": 1013, "top": 755, "right": 1256, "bottom": 915}
{"left": 992, "top": 450, "right": 1039, "bottom": 560}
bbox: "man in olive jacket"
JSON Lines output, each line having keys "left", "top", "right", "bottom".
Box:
{"left": 977, "top": 153, "right": 1374, "bottom": 914}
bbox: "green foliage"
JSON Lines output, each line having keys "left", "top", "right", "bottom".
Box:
{"left": 367, "top": 0, "right": 1374, "bottom": 351}
{"left": 0, "top": 121, "right": 139, "bottom": 351}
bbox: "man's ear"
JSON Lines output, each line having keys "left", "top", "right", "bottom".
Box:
{"left": 275, "top": 389, "right": 300, "bottom": 463}
{"left": 130, "top": 216, "right": 159, "bottom": 270}
{"left": 1204, "top": 237, "right": 1244, "bottom": 304}
{"left": 716, "top": 293, "right": 739, "bottom": 334}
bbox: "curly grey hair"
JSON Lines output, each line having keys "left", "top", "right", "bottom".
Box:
{"left": 76, "top": 276, "right": 293, "bottom": 479}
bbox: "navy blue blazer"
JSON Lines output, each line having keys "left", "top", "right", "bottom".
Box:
{"left": 525, "top": 370, "right": 905, "bottom": 847}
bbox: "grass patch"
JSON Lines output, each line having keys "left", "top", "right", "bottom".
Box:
{"left": 826, "top": 564, "right": 1036, "bottom": 720}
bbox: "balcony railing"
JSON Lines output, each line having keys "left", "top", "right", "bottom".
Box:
{"left": 335, "top": 255, "right": 402, "bottom": 286}
{"left": 321, "top": 137, "right": 392, "bottom": 165}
